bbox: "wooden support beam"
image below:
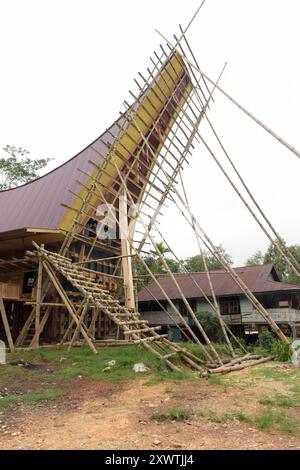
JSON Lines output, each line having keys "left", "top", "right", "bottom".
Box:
{"left": 33, "top": 245, "right": 44, "bottom": 349}
{"left": 0, "top": 297, "right": 15, "bottom": 353}
{"left": 29, "top": 307, "right": 51, "bottom": 349}
{"left": 119, "top": 186, "right": 135, "bottom": 310}
{"left": 41, "top": 260, "right": 97, "bottom": 354}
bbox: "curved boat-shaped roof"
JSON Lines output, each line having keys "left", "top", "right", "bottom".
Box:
{"left": 0, "top": 52, "right": 192, "bottom": 249}
{"left": 0, "top": 118, "right": 121, "bottom": 235}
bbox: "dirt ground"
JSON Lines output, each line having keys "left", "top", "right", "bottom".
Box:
{"left": 1, "top": 363, "right": 300, "bottom": 450}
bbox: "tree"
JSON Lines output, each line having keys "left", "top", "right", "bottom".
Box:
{"left": 246, "top": 250, "right": 264, "bottom": 266}
{"left": 263, "top": 242, "right": 287, "bottom": 280}
{"left": 246, "top": 242, "right": 300, "bottom": 285}
{"left": 0, "top": 145, "right": 52, "bottom": 190}
{"left": 195, "top": 311, "right": 224, "bottom": 342}
{"left": 183, "top": 245, "right": 233, "bottom": 272}
{"left": 133, "top": 241, "right": 180, "bottom": 290}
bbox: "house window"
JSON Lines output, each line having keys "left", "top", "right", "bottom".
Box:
{"left": 220, "top": 297, "right": 240, "bottom": 315}
{"left": 139, "top": 300, "right": 167, "bottom": 312}
{"left": 178, "top": 299, "right": 197, "bottom": 316}
{"left": 22, "top": 271, "right": 36, "bottom": 294}
{"left": 278, "top": 294, "right": 289, "bottom": 308}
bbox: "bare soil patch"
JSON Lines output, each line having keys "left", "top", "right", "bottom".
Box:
{"left": 1, "top": 362, "right": 300, "bottom": 450}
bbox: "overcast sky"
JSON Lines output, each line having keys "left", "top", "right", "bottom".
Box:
{"left": 0, "top": 0, "right": 299, "bottom": 266}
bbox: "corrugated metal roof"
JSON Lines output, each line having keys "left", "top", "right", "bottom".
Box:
{"left": 138, "top": 264, "right": 300, "bottom": 301}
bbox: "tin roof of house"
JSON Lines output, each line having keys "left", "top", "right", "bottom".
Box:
{"left": 138, "top": 264, "right": 300, "bottom": 301}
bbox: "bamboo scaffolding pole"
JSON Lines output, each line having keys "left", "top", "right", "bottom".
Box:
{"left": 0, "top": 297, "right": 15, "bottom": 353}
{"left": 86, "top": 176, "right": 214, "bottom": 363}
{"left": 171, "top": 35, "right": 300, "bottom": 283}
{"left": 144, "top": 286, "right": 194, "bottom": 344}
{"left": 120, "top": 185, "right": 135, "bottom": 309}
{"left": 33, "top": 244, "right": 44, "bottom": 349}
{"left": 153, "top": 35, "right": 300, "bottom": 286}
{"left": 59, "top": 298, "right": 90, "bottom": 345}
{"left": 168, "top": 184, "right": 298, "bottom": 356}
{"left": 124, "top": 61, "right": 222, "bottom": 255}
{"left": 151, "top": 222, "right": 248, "bottom": 356}
{"left": 203, "top": 356, "right": 274, "bottom": 376}
{"left": 176, "top": 32, "right": 300, "bottom": 278}
{"left": 179, "top": 172, "right": 235, "bottom": 358}
{"left": 156, "top": 29, "right": 300, "bottom": 161}
{"left": 120, "top": 76, "right": 297, "bottom": 357}
{"left": 29, "top": 307, "right": 51, "bottom": 349}
{"left": 41, "top": 260, "right": 97, "bottom": 354}
{"left": 113, "top": 158, "right": 222, "bottom": 364}
{"left": 68, "top": 301, "right": 90, "bottom": 351}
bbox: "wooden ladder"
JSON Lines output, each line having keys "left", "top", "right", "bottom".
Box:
{"left": 24, "top": 245, "right": 205, "bottom": 373}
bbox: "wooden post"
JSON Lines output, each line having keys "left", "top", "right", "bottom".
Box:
{"left": 34, "top": 244, "right": 44, "bottom": 348}
{"left": 119, "top": 186, "right": 135, "bottom": 310}
{"left": 0, "top": 297, "right": 15, "bottom": 353}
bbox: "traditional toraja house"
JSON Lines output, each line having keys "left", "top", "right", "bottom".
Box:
{"left": 0, "top": 7, "right": 300, "bottom": 374}
{"left": 138, "top": 264, "right": 300, "bottom": 340}
{"left": 0, "top": 51, "right": 193, "bottom": 352}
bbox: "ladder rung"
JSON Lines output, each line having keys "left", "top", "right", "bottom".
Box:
{"left": 124, "top": 326, "right": 161, "bottom": 335}
{"left": 162, "top": 352, "right": 178, "bottom": 359}
{"left": 132, "top": 334, "right": 168, "bottom": 344}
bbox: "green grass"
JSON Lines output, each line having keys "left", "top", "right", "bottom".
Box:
{"left": 3, "top": 345, "right": 160, "bottom": 381}
{"left": 197, "top": 407, "right": 299, "bottom": 435}
{"left": 1, "top": 345, "right": 200, "bottom": 390}
{"left": 0, "top": 389, "right": 63, "bottom": 409}
{"left": 259, "top": 382, "right": 300, "bottom": 408}
{"left": 259, "top": 394, "right": 300, "bottom": 408}
{"left": 253, "top": 409, "right": 299, "bottom": 434}
{"left": 152, "top": 407, "right": 191, "bottom": 422}
{"left": 249, "top": 367, "right": 291, "bottom": 381}
{"left": 207, "top": 374, "right": 223, "bottom": 385}
{"left": 197, "top": 409, "right": 251, "bottom": 424}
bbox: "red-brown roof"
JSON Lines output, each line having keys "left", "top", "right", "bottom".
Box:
{"left": 138, "top": 264, "right": 300, "bottom": 301}
{"left": 0, "top": 117, "right": 124, "bottom": 235}
{"left": 0, "top": 52, "right": 191, "bottom": 238}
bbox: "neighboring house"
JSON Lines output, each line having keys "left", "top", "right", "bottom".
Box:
{"left": 138, "top": 264, "right": 300, "bottom": 340}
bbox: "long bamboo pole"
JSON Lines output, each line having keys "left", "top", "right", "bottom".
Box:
{"left": 113, "top": 157, "right": 222, "bottom": 364}
{"left": 33, "top": 244, "right": 44, "bottom": 349}
{"left": 155, "top": 29, "right": 300, "bottom": 160}
{"left": 0, "top": 297, "right": 15, "bottom": 353}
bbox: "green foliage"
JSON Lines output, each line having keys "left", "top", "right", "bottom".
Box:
{"left": 152, "top": 407, "right": 190, "bottom": 422}
{"left": 134, "top": 242, "right": 234, "bottom": 291}
{"left": 271, "top": 340, "right": 291, "bottom": 362}
{"left": 258, "top": 331, "right": 275, "bottom": 351}
{"left": 259, "top": 393, "right": 300, "bottom": 408}
{"left": 246, "top": 250, "right": 264, "bottom": 266}
{"left": 246, "top": 241, "right": 300, "bottom": 285}
{"left": 0, "top": 145, "right": 52, "bottom": 190}
{"left": 198, "top": 409, "right": 251, "bottom": 424}
{"left": 254, "top": 409, "right": 298, "bottom": 434}
{"left": 256, "top": 331, "right": 291, "bottom": 362}
{"left": 3, "top": 345, "right": 196, "bottom": 384}
{"left": 197, "top": 407, "right": 299, "bottom": 435}
{"left": 183, "top": 245, "right": 233, "bottom": 272}
{"left": 195, "top": 311, "right": 224, "bottom": 342}
{"left": 134, "top": 241, "right": 180, "bottom": 290}
{"left": 0, "top": 389, "right": 63, "bottom": 409}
